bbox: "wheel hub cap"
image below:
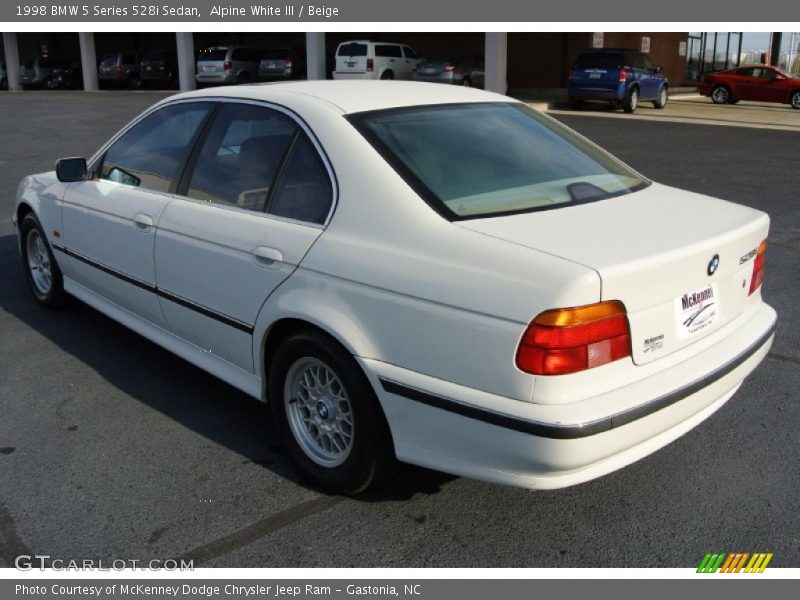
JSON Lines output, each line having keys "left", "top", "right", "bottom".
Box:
{"left": 26, "top": 230, "right": 52, "bottom": 295}
{"left": 284, "top": 358, "right": 354, "bottom": 467}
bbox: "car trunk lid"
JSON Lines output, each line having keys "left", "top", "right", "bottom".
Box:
{"left": 458, "top": 183, "right": 769, "bottom": 365}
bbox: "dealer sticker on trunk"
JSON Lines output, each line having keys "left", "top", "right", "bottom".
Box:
{"left": 675, "top": 284, "right": 718, "bottom": 339}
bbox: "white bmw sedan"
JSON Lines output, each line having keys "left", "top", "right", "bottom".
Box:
{"left": 14, "top": 82, "right": 776, "bottom": 494}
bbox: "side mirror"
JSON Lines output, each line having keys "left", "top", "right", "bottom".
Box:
{"left": 55, "top": 157, "right": 87, "bottom": 183}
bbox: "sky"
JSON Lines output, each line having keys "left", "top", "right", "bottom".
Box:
{"left": 740, "top": 32, "right": 800, "bottom": 52}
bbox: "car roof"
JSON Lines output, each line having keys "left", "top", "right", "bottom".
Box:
{"left": 168, "top": 80, "right": 510, "bottom": 115}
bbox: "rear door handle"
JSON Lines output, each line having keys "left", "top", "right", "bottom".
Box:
{"left": 133, "top": 213, "right": 154, "bottom": 231}
{"left": 253, "top": 246, "right": 283, "bottom": 268}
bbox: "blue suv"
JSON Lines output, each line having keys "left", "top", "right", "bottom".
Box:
{"left": 568, "top": 48, "right": 668, "bottom": 113}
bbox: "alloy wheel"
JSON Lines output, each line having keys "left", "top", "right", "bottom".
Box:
{"left": 26, "top": 229, "right": 53, "bottom": 295}
{"left": 284, "top": 357, "right": 354, "bottom": 467}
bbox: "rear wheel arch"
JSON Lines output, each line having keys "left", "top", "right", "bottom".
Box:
{"left": 260, "top": 317, "right": 370, "bottom": 400}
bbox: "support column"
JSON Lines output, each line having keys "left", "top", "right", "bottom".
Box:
{"left": 175, "top": 32, "right": 196, "bottom": 91}
{"left": 769, "top": 32, "right": 782, "bottom": 67}
{"left": 305, "top": 32, "right": 326, "bottom": 80}
{"left": 78, "top": 32, "right": 98, "bottom": 91}
{"left": 484, "top": 32, "right": 508, "bottom": 94}
{"left": 2, "top": 32, "right": 22, "bottom": 91}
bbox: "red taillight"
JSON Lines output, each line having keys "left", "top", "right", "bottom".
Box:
{"left": 285, "top": 58, "right": 293, "bottom": 69}
{"left": 516, "top": 301, "right": 631, "bottom": 376}
{"left": 223, "top": 61, "right": 232, "bottom": 71}
{"left": 159, "top": 60, "right": 166, "bottom": 71}
{"left": 619, "top": 69, "right": 628, "bottom": 82}
{"left": 115, "top": 65, "right": 123, "bottom": 74}
{"left": 443, "top": 65, "right": 455, "bottom": 72}
{"left": 366, "top": 58, "right": 374, "bottom": 71}
{"left": 749, "top": 240, "right": 767, "bottom": 295}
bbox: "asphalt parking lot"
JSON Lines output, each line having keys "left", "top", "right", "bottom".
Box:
{"left": 0, "top": 91, "right": 798, "bottom": 568}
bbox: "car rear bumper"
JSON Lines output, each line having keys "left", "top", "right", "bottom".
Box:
{"left": 412, "top": 73, "right": 457, "bottom": 84}
{"left": 333, "top": 71, "right": 378, "bottom": 80}
{"left": 569, "top": 83, "right": 626, "bottom": 101}
{"left": 361, "top": 301, "right": 776, "bottom": 489}
{"left": 196, "top": 72, "right": 236, "bottom": 84}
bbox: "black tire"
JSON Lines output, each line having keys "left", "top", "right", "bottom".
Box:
{"left": 380, "top": 71, "right": 394, "bottom": 80}
{"left": 461, "top": 76, "right": 471, "bottom": 87}
{"left": 1, "top": 78, "right": 7, "bottom": 90}
{"left": 569, "top": 98, "right": 584, "bottom": 109}
{"left": 790, "top": 90, "right": 800, "bottom": 110}
{"left": 20, "top": 213, "right": 66, "bottom": 308}
{"left": 269, "top": 329, "right": 396, "bottom": 495}
{"left": 653, "top": 86, "right": 668, "bottom": 109}
{"left": 711, "top": 84, "right": 730, "bottom": 104}
{"left": 236, "top": 71, "right": 251, "bottom": 85}
{"left": 128, "top": 74, "right": 142, "bottom": 90}
{"left": 623, "top": 86, "right": 639, "bottom": 113}
{"left": 44, "top": 76, "right": 57, "bottom": 91}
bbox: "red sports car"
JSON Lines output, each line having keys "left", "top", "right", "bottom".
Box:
{"left": 699, "top": 65, "right": 800, "bottom": 109}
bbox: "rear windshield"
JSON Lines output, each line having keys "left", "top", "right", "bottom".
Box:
{"left": 262, "top": 48, "right": 291, "bottom": 60}
{"left": 349, "top": 102, "right": 649, "bottom": 220}
{"left": 101, "top": 54, "right": 120, "bottom": 66}
{"left": 337, "top": 43, "right": 367, "bottom": 57}
{"left": 199, "top": 48, "right": 229, "bottom": 61}
{"left": 142, "top": 51, "right": 168, "bottom": 61}
{"left": 573, "top": 52, "right": 625, "bottom": 69}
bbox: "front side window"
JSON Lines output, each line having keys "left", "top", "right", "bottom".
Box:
{"left": 350, "top": 102, "right": 649, "bottom": 220}
{"left": 100, "top": 102, "right": 212, "bottom": 193}
{"left": 185, "top": 103, "right": 298, "bottom": 211}
{"left": 403, "top": 46, "right": 418, "bottom": 59}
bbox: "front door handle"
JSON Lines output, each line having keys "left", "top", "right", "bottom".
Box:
{"left": 253, "top": 246, "right": 283, "bottom": 268}
{"left": 133, "top": 213, "right": 154, "bottom": 231}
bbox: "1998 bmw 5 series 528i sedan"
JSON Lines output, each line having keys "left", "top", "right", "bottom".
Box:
{"left": 14, "top": 81, "right": 776, "bottom": 494}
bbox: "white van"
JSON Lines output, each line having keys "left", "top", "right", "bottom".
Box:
{"left": 333, "top": 40, "right": 422, "bottom": 80}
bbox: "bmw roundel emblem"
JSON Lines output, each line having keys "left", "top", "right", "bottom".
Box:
{"left": 707, "top": 254, "right": 720, "bottom": 276}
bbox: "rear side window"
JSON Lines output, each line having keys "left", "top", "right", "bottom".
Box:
{"left": 185, "top": 103, "right": 298, "bottom": 212}
{"left": 642, "top": 54, "right": 657, "bottom": 70}
{"left": 375, "top": 45, "right": 402, "bottom": 58}
{"left": 629, "top": 53, "right": 646, "bottom": 69}
{"left": 338, "top": 43, "right": 367, "bottom": 57}
{"left": 100, "top": 102, "right": 212, "bottom": 193}
{"left": 268, "top": 133, "right": 333, "bottom": 224}
{"left": 573, "top": 52, "right": 624, "bottom": 69}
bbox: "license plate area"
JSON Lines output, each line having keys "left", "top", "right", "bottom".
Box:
{"left": 675, "top": 284, "right": 719, "bottom": 339}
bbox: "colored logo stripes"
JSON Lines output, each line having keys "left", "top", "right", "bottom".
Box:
{"left": 697, "top": 552, "right": 773, "bottom": 573}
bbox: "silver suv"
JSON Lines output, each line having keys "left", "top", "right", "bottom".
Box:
{"left": 196, "top": 46, "right": 265, "bottom": 85}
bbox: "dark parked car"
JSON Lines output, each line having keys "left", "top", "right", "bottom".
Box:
{"left": 259, "top": 47, "right": 308, "bottom": 81}
{"left": 412, "top": 56, "right": 485, "bottom": 88}
{"left": 99, "top": 53, "right": 142, "bottom": 89}
{"left": 20, "top": 58, "right": 81, "bottom": 89}
{"left": 1, "top": 62, "right": 7, "bottom": 90}
{"left": 568, "top": 48, "right": 669, "bottom": 113}
{"left": 139, "top": 50, "right": 178, "bottom": 88}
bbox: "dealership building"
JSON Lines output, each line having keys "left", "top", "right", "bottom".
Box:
{"left": 1, "top": 31, "right": 760, "bottom": 93}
